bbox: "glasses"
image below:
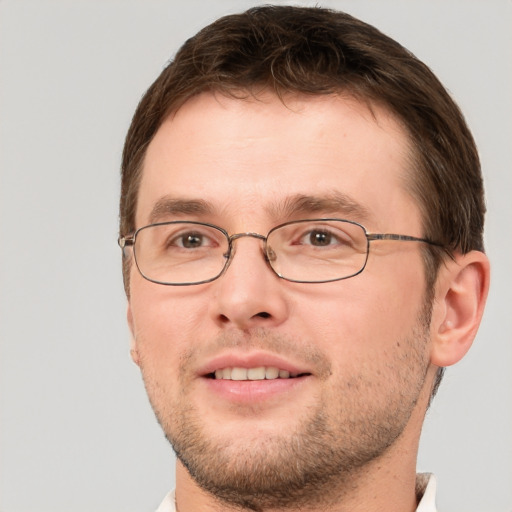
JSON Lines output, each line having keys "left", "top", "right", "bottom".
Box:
{"left": 118, "top": 219, "right": 441, "bottom": 286}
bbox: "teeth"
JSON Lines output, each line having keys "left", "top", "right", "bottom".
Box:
{"left": 213, "top": 366, "right": 297, "bottom": 381}
{"left": 265, "top": 367, "right": 279, "bottom": 379}
{"left": 231, "top": 367, "right": 247, "bottom": 381}
{"left": 247, "top": 367, "right": 266, "bottom": 380}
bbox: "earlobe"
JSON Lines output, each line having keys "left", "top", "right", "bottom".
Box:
{"left": 127, "top": 304, "right": 141, "bottom": 367}
{"left": 430, "top": 251, "right": 490, "bottom": 368}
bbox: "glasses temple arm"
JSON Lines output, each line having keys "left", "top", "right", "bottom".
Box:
{"left": 366, "top": 233, "right": 442, "bottom": 247}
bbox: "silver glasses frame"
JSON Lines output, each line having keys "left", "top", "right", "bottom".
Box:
{"left": 118, "top": 218, "right": 442, "bottom": 286}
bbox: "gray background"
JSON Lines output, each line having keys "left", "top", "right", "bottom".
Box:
{"left": 0, "top": 1, "right": 510, "bottom": 511}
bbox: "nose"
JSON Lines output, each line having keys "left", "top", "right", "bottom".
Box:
{"left": 209, "top": 234, "right": 289, "bottom": 330}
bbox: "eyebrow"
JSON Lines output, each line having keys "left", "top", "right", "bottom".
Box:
{"left": 147, "top": 192, "right": 372, "bottom": 226}
{"left": 149, "top": 196, "right": 215, "bottom": 224}
{"left": 269, "top": 193, "right": 372, "bottom": 223}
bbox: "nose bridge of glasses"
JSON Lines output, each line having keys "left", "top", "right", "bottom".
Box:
{"left": 229, "top": 232, "right": 267, "bottom": 243}
{"left": 226, "top": 232, "right": 272, "bottom": 263}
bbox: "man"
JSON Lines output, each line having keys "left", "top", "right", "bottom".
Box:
{"left": 118, "top": 6, "right": 489, "bottom": 512}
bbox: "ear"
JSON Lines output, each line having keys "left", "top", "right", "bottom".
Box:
{"left": 430, "top": 251, "right": 490, "bottom": 367}
{"left": 127, "top": 304, "right": 141, "bottom": 367}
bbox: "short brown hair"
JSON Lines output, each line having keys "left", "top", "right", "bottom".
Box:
{"left": 120, "top": 5, "right": 485, "bottom": 293}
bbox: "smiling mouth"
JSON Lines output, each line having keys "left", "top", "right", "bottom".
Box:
{"left": 208, "top": 367, "right": 311, "bottom": 381}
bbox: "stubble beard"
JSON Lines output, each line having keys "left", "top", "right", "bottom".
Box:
{"left": 140, "top": 305, "right": 432, "bottom": 511}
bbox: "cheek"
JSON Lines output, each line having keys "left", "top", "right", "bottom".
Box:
{"left": 129, "top": 279, "right": 210, "bottom": 360}
{"left": 292, "top": 265, "right": 427, "bottom": 364}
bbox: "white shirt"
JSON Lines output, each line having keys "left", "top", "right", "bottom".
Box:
{"left": 155, "top": 473, "right": 438, "bottom": 512}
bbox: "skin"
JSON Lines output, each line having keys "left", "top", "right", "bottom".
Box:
{"left": 127, "top": 91, "right": 490, "bottom": 512}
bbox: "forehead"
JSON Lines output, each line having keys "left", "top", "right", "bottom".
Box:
{"left": 137, "top": 91, "right": 419, "bottom": 232}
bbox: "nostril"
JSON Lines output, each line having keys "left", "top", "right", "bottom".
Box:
{"left": 219, "top": 314, "right": 230, "bottom": 324}
{"left": 256, "top": 312, "right": 271, "bottom": 319}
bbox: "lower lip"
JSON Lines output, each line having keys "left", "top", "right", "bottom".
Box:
{"left": 203, "top": 375, "right": 310, "bottom": 403}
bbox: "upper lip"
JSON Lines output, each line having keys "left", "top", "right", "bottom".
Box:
{"left": 198, "top": 351, "right": 312, "bottom": 377}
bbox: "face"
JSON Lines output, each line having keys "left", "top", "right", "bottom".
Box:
{"left": 128, "top": 92, "right": 433, "bottom": 508}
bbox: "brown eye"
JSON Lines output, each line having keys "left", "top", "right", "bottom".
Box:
{"left": 309, "top": 231, "right": 332, "bottom": 246}
{"left": 180, "top": 233, "right": 204, "bottom": 248}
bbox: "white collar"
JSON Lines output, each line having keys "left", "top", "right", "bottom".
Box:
{"left": 416, "top": 473, "right": 438, "bottom": 512}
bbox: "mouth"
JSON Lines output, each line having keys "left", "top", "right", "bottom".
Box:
{"left": 198, "top": 354, "right": 315, "bottom": 404}
{"left": 208, "top": 366, "right": 311, "bottom": 381}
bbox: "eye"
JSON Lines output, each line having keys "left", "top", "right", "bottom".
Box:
{"left": 171, "top": 231, "right": 213, "bottom": 249}
{"left": 306, "top": 230, "right": 336, "bottom": 246}
{"left": 177, "top": 232, "right": 204, "bottom": 248}
{"left": 297, "top": 228, "right": 349, "bottom": 247}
